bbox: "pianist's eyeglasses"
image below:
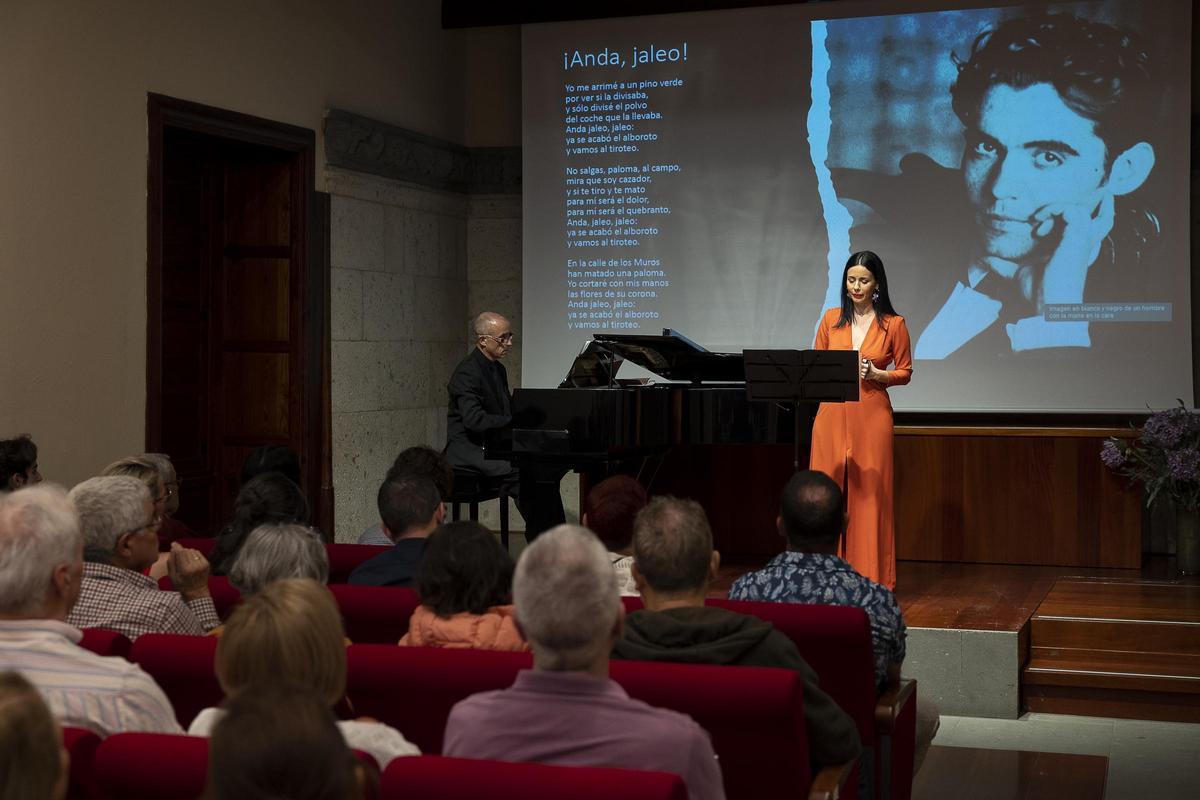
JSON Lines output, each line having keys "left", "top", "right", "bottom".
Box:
{"left": 483, "top": 333, "right": 514, "bottom": 344}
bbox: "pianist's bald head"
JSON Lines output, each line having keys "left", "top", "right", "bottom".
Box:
{"left": 473, "top": 312, "right": 509, "bottom": 337}
{"left": 473, "top": 312, "right": 513, "bottom": 361}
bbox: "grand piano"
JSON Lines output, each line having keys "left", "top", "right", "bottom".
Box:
{"left": 484, "top": 331, "right": 857, "bottom": 555}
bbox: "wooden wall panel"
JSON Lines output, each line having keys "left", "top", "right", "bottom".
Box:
{"left": 894, "top": 430, "right": 1142, "bottom": 569}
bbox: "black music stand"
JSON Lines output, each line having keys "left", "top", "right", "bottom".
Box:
{"left": 743, "top": 349, "right": 859, "bottom": 471}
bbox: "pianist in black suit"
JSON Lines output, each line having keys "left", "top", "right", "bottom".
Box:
{"left": 446, "top": 312, "right": 565, "bottom": 540}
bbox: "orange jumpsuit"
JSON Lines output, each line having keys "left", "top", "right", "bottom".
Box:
{"left": 809, "top": 308, "right": 913, "bottom": 589}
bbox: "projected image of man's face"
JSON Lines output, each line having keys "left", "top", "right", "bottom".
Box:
{"left": 963, "top": 82, "right": 1108, "bottom": 263}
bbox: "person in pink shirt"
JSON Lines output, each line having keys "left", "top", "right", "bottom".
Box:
{"left": 443, "top": 525, "right": 726, "bottom": 800}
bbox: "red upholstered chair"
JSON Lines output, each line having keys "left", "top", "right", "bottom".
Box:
{"left": 610, "top": 659, "right": 848, "bottom": 800}
{"left": 92, "top": 731, "right": 380, "bottom": 800}
{"left": 93, "top": 733, "right": 208, "bottom": 800}
{"left": 129, "top": 634, "right": 222, "bottom": 728}
{"left": 708, "top": 598, "right": 917, "bottom": 800}
{"left": 346, "top": 645, "right": 530, "bottom": 754}
{"left": 329, "top": 584, "right": 422, "bottom": 643}
{"left": 62, "top": 726, "right": 101, "bottom": 800}
{"left": 156, "top": 575, "right": 242, "bottom": 620}
{"left": 380, "top": 755, "right": 688, "bottom": 800}
{"left": 78, "top": 628, "right": 133, "bottom": 659}
{"left": 345, "top": 645, "right": 852, "bottom": 800}
{"left": 175, "top": 538, "right": 216, "bottom": 558}
{"left": 326, "top": 543, "right": 391, "bottom": 583}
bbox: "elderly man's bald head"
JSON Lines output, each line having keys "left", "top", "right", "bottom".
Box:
{"left": 474, "top": 312, "right": 510, "bottom": 337}
{"left": 473, "top": 312, "right": 514, "bottom": 361}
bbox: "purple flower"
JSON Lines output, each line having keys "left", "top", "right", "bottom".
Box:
{"left": 1100, "top": 440, "right": 1126, "bottom": 469}
{"left": 1141, "top": 408, "right": 1198, "bottom": 449}
{"left": 1167, "top": 449, "right": 1200, "bottom": 484}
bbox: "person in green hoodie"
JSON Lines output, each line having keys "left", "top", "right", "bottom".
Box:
{"left": 612, "top": 496, "right": 861, "bottom": 771}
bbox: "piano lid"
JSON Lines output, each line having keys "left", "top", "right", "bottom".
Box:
{"left": 585, "top": 329, "right": 745, "bottom": 383}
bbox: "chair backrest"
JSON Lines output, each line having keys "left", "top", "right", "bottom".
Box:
{"left": 93, "top": 733, "right": 209, "bottom": 800}
{"left": 708, "top": 598, "right": 878, "bottom": 739}
{"left": 175, "top": 538, "right": 216, "bottom": 557}
{"left": 380, "top": 755, "right": 688, "bottom": 800}
{"left": 346, "top": 645, "right": 530, "bottom": 754}
{"left": 610, "top": 659, "right": 811, "bottom": 800}
{"left": 62, "top": 726, "right": 101, "bottom": 800}
{"left": 621, "top": 595, "right": 878, "bottom": 741}
{"left": 326, "top": 543, "right": 392, "bottom": 583}
{"left": 330, "top": 584, "right": 422, "bottom": 643}
{"left": 78, "top": 628, "right": 133, "bottom": 660}
{"left": 346, "top": 645, "right": 812, "bottom": 800}
{"left": 92, "top": 731, "right": 380, "bottom": 800}
{"left": 129, "top": 634, "right": 222, "bottom": 728}
{"left": 156, "top": 575, "right": 242, "bottom": 620}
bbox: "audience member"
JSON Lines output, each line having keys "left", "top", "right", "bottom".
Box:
{"left": 100, "top": 457, "right": 168, "bottom": 527}
{"left": 614, "top": 496, "right": 861, "bottom": 769}
{"left": 358, "top": 446, "right": 454, "bottom": 545}
{"left": 240, "top": 445, "right": 302, "bottom": 488}
{"left": 189, "top": 578, "right": 418, "bottom": 767}
{"left": 0, "top": 484, "right": 181, "bottom": 735}
{"left": 583, "top": 474, "right": 648, "bottom": 596}
{"left": 398, "top": 520, "right": 526, "bottom": 651}
{"left": 348, "top": 475, "right": 442, "bottom": 588}
{"left": 443, "top": 525, "right": 725, "bottom": 800}
{"left": 209, "top": 472, "right": 309, "bottom": 576}
{"left": 0, "top": 671, "right": 67, "bottom": 800}
{"left": 228, "top": 523, "right": 329, "bottom": 596}
{"left": 206, "top": 684, "right": 374, "bottom": 800}
{"left": 66, "top": 476, "right": 218, "bottom": 638}
{"left": 729, "top": 470, "right": 938, "bottom": 770}
{"left": 0, "top": 434, "right": 42, "bottom": 492}
{"left": 140, "top": 452, "right": 194, "bottom": 545}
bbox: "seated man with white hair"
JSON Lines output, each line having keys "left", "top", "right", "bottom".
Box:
{"left": 67, "top": 476, "right": 218, "bottom": 639}
{"left": 443, "top": 524, "right": 725, "bottom": 800}
{"left": 0, "top": 484, "right": 181, "bottom": 735}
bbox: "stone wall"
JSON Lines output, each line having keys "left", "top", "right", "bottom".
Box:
{"left": 327, "top": 168, "right": 470, "bottom": 541}
{"left": 325, "top": 115, "right": 579, "bottom": 542}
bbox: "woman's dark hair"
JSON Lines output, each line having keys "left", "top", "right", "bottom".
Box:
{"left": 416, "top": 521, "right": 514, "bottom": 616}
{"left": 211, "top": 472, "right": 310, "bottom": 575}
{"left": 205, "top": 684, "right": 367, "bottom": 800}
{"left": 240, "top": 445, "right": 302, "bottom": 487}
{"left": 585, "top": 475, "right": 648, "bottom": 551}
{"left": 0, "top": 435, "right": 37, "bottom": 489}
{"left": 835, "top": 250, "right": 899, "bottom": 329}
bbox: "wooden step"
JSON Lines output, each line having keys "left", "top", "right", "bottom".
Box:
{"left": 1030, "top": 578, "right": 1200, "bottom": 655}
{"left": 1024, "top": 648, "right": 1200, "bottom": 694}
{"left": 1020, "top": 577, "right": 1200, "bottom": 721}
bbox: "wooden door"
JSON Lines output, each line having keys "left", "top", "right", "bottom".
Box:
{"left": 148, "top": 96, "right": 329, "bottom": 537}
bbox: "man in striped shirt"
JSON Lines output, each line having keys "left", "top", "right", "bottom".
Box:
{"left": 0, "top": 484, "right": 181, "bottom": 735}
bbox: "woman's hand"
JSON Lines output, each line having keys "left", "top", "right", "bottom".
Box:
{"left": 860, "top": 358, "right": 885, "bottom": 383}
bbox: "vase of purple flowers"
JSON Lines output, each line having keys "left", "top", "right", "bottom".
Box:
{"left": 1102, "top": 402, "right": 1200, "bottom": 575}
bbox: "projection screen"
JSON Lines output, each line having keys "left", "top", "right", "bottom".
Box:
{"left": 521, "top": 0, "right": 1192, "bottom": 412}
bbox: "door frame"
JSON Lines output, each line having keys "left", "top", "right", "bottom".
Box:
{"left": 146, "top": 93, "right": 331, "bottom": 534}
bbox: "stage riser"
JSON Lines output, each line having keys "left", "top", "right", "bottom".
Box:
{"left": 1021, "top": 578, "right": 1200, "bottom": 722}
{"left": 1024, "top": 685, "right": 1200, "bottom": 724}
{"left": 1026, "top": 648, "right": 1200, "bottom": 695}
{"left": 1030, "top": 619, "right": 1200, "bottom": 656}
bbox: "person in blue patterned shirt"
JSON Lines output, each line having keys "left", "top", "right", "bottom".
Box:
{"left": 729, "top": 470, "right": 939, "bottom": 772}
{"left": 729, "top": 470, "right": 905, "bottom": 688}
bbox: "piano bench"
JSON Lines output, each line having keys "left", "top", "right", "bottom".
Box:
{"left": 449, "top": 470, "right": 511, "bottom": 550}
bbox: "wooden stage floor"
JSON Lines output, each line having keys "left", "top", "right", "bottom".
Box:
{"left": 711, "top": 556, "right": 1197, "bottom": 633}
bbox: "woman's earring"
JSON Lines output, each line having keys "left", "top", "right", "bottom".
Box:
{"left": 872, "top": 290, "right": 880, "bottom": 302}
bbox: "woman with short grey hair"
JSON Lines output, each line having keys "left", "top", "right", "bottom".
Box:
{"left": 228, "top": 523, "right": 329, "bottom": 596}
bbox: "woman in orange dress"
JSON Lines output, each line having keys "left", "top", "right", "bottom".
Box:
{"left": 810, "top": 251, "right": 912, "bottom": 589}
